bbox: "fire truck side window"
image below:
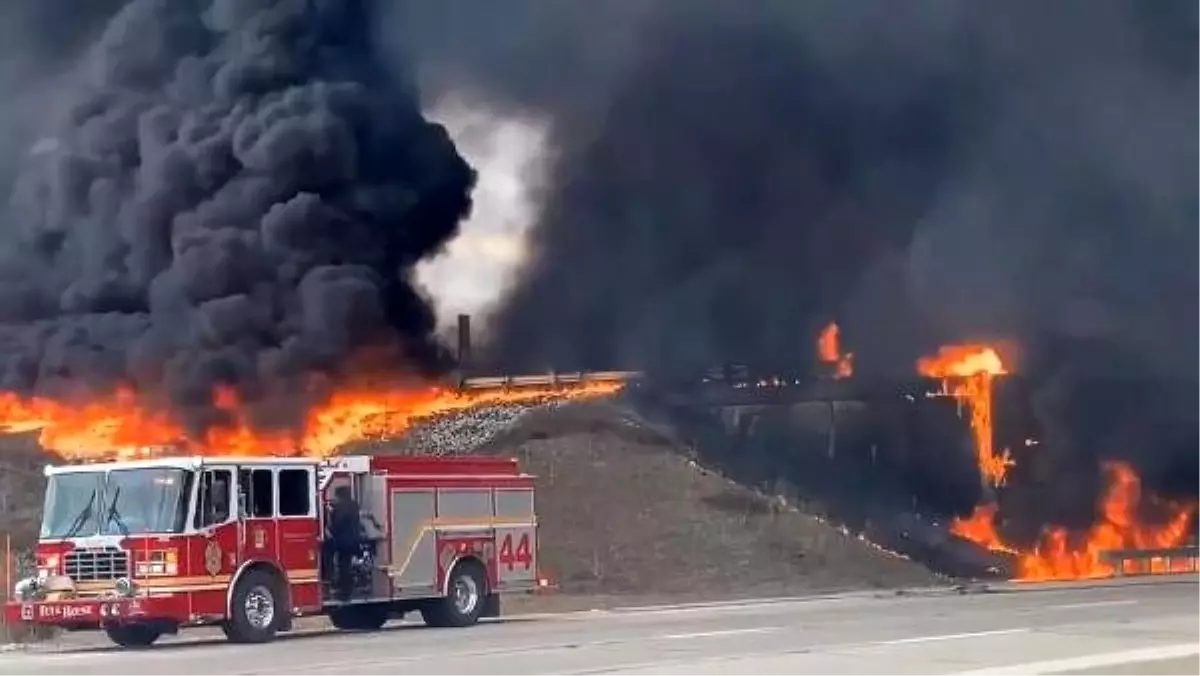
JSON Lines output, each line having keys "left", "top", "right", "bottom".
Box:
{"left": 195, "top": 469, "right": 232, "bottom": 529}
{"left": 240, "top": 468, "right": 274, "bottom": 518}
{"left": 277, "top": 469, "right": 311, "bottom": 517}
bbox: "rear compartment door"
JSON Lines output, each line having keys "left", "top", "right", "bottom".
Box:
{"left": 275, "top": 466, "right": 319, "bottom": 583}
{"left": 493, "top": 488, "right": 537, "bottom": 591}
{"left": 390, "top": 488, "right": 437, "bottom": 596}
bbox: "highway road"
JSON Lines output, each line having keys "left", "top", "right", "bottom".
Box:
{"left": 1, "top": 577, "right": 1196, "bottom": 675}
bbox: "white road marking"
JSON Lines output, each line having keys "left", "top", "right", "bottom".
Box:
{"left": 954, "top": 642, "right": 1200, "bottom": 675}
{"left": 876, "top": 628, "right": 1030, "bottom": 646}
{"left": 0, "top": 650, "right": 103, "bottom": 665}
{"left": 606, "top": 598, "right": 840, "bottom": 619}
{"left": 610, "top": 591, "right": 886, "bottom": 613}
{"left": 658, "top": 626, "right": 781, "bottom": 641}
{"left": 1039, "top": 600, "right": 1138, "bottom": 611}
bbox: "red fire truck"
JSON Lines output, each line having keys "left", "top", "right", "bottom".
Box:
{"left": 3, "top": 453, "right": 540, "bottom": 647}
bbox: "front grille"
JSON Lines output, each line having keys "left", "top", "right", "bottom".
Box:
{"left": 64, "top": 547, "right": 129, "bottom": 582}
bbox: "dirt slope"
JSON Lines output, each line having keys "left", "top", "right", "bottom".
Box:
{"left": 356, "top": 399, "right": 945, "bottom": 599}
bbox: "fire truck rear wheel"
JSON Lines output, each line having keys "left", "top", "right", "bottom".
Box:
{"left": 223, "top": 568, "right": 286, "bottom": 644}
{"left": 104, "top": 623, "right": 161, "bottom": 648}
{"left": 421, "top": 559, "right": 487, "bottom": 628}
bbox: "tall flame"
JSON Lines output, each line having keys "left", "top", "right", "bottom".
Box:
{"left": 916, "top": 344, "right": 1012, "bottom": 487}
{"left": 0, "top": 381, "right": 622, "bottom": 460}
{"left": 817, "top": 322, "right": 854, "bottom": 379}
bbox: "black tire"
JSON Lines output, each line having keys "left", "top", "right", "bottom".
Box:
{"left": 328, "top": 603, "right": 389, "bottom": 631}
{"left": 222, "top": 568, "right": 286, "bottom": 644}
{"left": 421, "top": 560, "right": 488, "bottom": 628}
{"left": 105, "top": 623, "right": 161, "bottom": 648}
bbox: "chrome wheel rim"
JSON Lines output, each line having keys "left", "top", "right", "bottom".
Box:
{"left": 245, "top": 584, "right": 275, "bottom": 629}
{"left": 452, "top": 574, "right": 479, "bottom": 615}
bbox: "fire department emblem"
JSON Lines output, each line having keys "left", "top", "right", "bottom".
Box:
{"left": 204, "top": 539, "right": 223, "bottom": 576}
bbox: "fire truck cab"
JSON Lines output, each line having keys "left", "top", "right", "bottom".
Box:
{"left": 4, "top": 453, "right": 540, "bottom": 647}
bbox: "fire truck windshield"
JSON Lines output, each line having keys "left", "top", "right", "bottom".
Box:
{"left": 40, "top": 468, "right": 194, "bottom": 538}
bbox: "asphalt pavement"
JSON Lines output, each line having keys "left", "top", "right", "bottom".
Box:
{"left": 1, "top": 576, "right": 1195, "bottom": 675}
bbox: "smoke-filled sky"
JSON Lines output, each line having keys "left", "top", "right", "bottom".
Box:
{"left": 0, "top": 0, "right": 476, "bottom": 433}
{"left": 0, "top": 0, "right": 1195, "bottom": 484}
{"left": 386, "top": 0, "right": 1197, "bottom": 382}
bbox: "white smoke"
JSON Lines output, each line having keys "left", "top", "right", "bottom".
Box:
{"left": 418, "top": 95, "right": 550, "bottom": 330}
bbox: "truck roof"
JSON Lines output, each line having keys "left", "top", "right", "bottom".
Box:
{"left": 43, "top": 455, "right": 318, "bottom": 476}
{"left": 43, "top": 454, "right": 526, "bottom": 477}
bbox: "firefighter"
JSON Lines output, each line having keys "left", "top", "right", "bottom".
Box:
{"left": 326, "top": 485, "right": 362, "bottom": 600}
{"left": 211, "top": 477, "right": 230, "bottom": 523}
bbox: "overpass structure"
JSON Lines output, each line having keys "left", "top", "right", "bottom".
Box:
{"left": 446, "top": 314, "right": 969, "bottom": 406}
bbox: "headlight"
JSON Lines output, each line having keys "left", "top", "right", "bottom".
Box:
{"left": 13, "top": 577, "right": 38, "bottom": 601}
{"left": 114, "top": 577, "right": 134, "bottom": 597}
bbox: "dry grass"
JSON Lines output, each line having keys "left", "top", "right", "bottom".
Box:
{"left": 0, "top": 431, "right": 52, "bottom": 550}
{"left": 0, "top": 433, "right": 59, "bottom": 644}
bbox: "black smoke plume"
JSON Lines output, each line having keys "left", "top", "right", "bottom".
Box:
{"left": 391, "top": 1, "right": 1197, "bottom": 514}
{"left": 0, "top": 0, "right": 475, "bottom": 434}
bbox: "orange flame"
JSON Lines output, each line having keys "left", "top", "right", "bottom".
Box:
{"left": 817, "top": 322, "right": 854, "bottom": 378}
{"left": 948, "top": 503, "right": 1017, "bottom": 555}
{"left": 0, "top": 381, "right": 622, "bottom": 460}
{"left": 1018, "top": 462, "right": 1195, "bottom": 580}
{"left": 951, "top": 462, "right": 1195, "bottom": 581}
{"left": 917, "top": 344, "right": 1012, "bottom": 487}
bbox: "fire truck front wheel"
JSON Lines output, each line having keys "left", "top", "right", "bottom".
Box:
{"left": 421, "top": 559, "right": 488, "bottom": 628}
{"left": 223, "top": 568, "right": 286, "bottom": 644}
{"left": 104, "top": 624, "right": 161, "bottom": 649}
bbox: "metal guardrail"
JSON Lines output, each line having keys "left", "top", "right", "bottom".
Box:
{"left": 459, "top": 370, "right": 643, "bottom": 391}
{"left": 1100, "top": 545, "right": 1199, "bottom": 576}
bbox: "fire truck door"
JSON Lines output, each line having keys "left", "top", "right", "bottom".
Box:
{"left": 194, "top": 468, "right": 240, "bottom": 586}
{"left": 238, "top": 466, "right": 280, "bottom": 565}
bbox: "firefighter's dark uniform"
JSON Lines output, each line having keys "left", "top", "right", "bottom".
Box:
{"left": 326, "top": 487, "right": 362, "bottom": 600}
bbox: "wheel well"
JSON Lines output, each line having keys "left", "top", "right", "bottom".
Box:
{"left": 227, "top": 560, "right": 288, "bottom": 617}
{"left": 442, "top": 555, "right": 488, "bottom": 597}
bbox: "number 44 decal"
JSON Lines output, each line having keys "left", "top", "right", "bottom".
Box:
{"left": 498, "top": 532, "right": 532, "bottom": 571}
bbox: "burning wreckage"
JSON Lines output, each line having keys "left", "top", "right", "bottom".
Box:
{"left": 622, "top": 322, "right": 1198, "bottom": 583}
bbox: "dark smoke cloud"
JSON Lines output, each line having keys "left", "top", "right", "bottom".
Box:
{"left": 391, "top": 1, "right": 1197, "bottom": 503}
{"left": 0, "top": 0, "right": 475, "bottom": 433}
{"left": 0, "top": 0, "right": 129, "bottom": 191}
